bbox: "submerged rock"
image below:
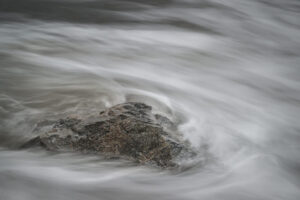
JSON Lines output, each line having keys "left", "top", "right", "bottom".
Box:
{"left": 23, "top": 102, "right": 195, "bottom": 168}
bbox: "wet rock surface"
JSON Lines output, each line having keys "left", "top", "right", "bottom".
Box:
{"left": 23, "top": 102, "right": 195, "bottom": 168}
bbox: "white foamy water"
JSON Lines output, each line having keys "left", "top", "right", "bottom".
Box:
{"left": 0, "top": 0, "right": 300, "bottom": 199}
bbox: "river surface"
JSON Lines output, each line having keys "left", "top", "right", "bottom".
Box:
{"left": 1, "top": 0, "right": 300, "bottom": 200}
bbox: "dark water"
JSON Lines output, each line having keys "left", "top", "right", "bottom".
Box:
{"left": 1, "top": 0, "right": 300, "bottom": 199}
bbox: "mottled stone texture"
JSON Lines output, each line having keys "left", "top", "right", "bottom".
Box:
{"left": 23, "top": 102, "right": 194, "bottom": 167}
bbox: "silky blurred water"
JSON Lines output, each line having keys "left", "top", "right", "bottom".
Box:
{"left": 1, "top": 0, "right": 300, "bottom": 200}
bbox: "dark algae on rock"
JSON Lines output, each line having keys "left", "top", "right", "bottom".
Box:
{"left": 23, "top": 102, "right": 195, "bottom": 168}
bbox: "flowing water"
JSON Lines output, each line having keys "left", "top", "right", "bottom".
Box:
{"left": 1, "top": 0, "right": 300, "bottom": 199}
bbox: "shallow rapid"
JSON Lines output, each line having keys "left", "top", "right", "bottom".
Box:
{"left": 1, "top": 0, "right": 300, "bottom": 200}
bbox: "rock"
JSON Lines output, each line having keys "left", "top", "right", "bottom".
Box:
{"left": 22, "top": 102, "right": 195, "bottom": 168}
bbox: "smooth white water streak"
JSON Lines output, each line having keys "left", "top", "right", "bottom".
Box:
{"left": 0, "top": 0, "right": 300, "bottom": 199}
